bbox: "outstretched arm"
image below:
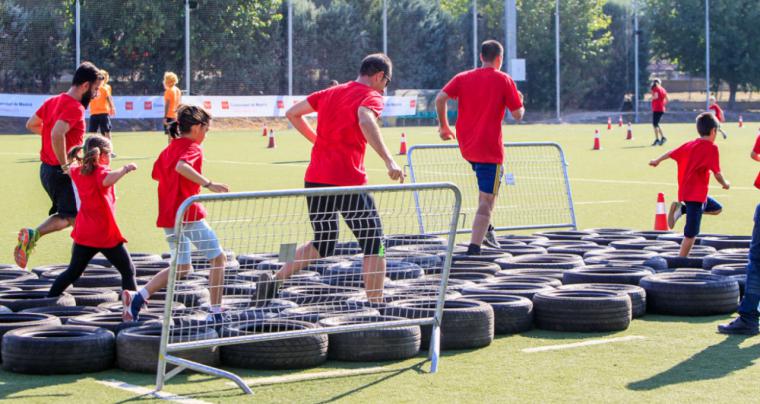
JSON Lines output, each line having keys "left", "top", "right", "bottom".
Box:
{"left": 714, "top": 172, "right": 730, "bottom": 190}
{"left": 286, "top": 100, "right": 317, "bottom": 144}
{"left": 103, "top": 164, "right": 137, "bottom": 187}
{"left": 358, "top": 106, "right": 403, "bottom": 183}
{"left": 649, "top": 151, "right": 671, "bottom": 167}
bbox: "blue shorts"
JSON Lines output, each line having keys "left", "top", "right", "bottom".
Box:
{"left": 683, "top": 196, "right": 723, "bottom": 238}
{"left": 470, "top": 163, "right": 504, "bottom": 195}
{"left": 163, "top": 220, "right": 224, "bottom": 265}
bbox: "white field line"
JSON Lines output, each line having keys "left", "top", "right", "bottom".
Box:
{"left": 96, "top": 380, "right": 212, "bottom": 404}
{"left": 572, "top": 177, "right": 755, "bottom": 191}
{"left": 227, "top": 366, "right": 392, "bottom": 387}
{"left": 206, "top": 159, "right": 389, "bottom": 173}
{"left": 522, "top": 336, "right": 646, "bottom": 353}
{"left": 574, "top": 200, "right": 628, "bottom": 205}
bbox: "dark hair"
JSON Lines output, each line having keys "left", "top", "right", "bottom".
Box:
{"left": 481, "top": 40, "right": 504, "bottom": 63}
{"left": 72, "top": 62, "right": 104, "bottom": 86}
{"left": 696, "top": 112, "right": 719, "bottom": 136}
{"left": 68, "top": 136, "right": 111, "bottom": 175}
{"left": 359, "top": 53, "right": 392, "bottom": 78}
{"left": 651, "top": 79, "right": 661, "bottom": 89}
{"left": 169, "top": 104, "right": 212, "bottom": 138}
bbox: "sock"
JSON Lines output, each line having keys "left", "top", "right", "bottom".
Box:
{"left": 138, "top": 288, "right": 150, "bottom": 300}
{"left": 211, "top": 306, "right": 223, "bottom": 314}
{"left": 467, "top": 243, "right": 481, "bottom": 255}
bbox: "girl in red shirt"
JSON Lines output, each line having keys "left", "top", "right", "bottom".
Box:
{"left": 47, "top": 136, "right": 138, "bottom": 298}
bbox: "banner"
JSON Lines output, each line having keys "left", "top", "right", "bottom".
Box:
{"left": 0, "top": 93, "right": 417, "bottom": 118}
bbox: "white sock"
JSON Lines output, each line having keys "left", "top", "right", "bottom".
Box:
{"left": 138, "top": 288, "right": 150, "bottom": 300}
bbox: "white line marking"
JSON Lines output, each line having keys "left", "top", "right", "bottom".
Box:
{"left": 522, "top": 336, "right": 646, "bottom": 353}
{"left": 227, "top": 366, "right": 392, "bottom": 387}
{"left": 97, "top": 380, "right": 212, "bottom": 404}
{"left": 0, "top": 152, "right": 38, "bottom": 156}
{"left": 574, "top": 200, "right": 628, "bottom": 205}
{"left": 572, "top": 177, "right": 755, "bottom": 191}
{"left": 206, "top": 159, "right": 390, "bottom": 173}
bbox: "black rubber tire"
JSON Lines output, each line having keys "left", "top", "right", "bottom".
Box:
{"left": 533, "top": 289, "right": 631, "bottom": 332}
{"left": 0, "top": 291, "right": 75, "bottom": 312}
{"left": 1, "top": 279, "right": 54, "bottom": 291}
{"left": 630, "top": 230, "right": 675, "bottom": 240}
{"left": 449, "top": 261, "right": 502, "bottom": 275}
{"left": 461, "top": 294, "right": 533, "bottom": 334}
{"left": 497, "top": 234, "right": 549, "bottom": 244}
{"left": 0, "top": 305, "right": 9, "bottom": 313}
{"left": 148, "top": 284, "right": 211, "bottom": 308}
{"left": 134, "top": 261, "right": 170, "bottom": 277}
{"left": 449, "top": 250, "right": 512, "bottom": 264}
{"left": 279, "top": 303, "right": 380, "bottom": 323}
{"left": 700, "top": 236, "right": 751, "bottom": 250}
{"left": 220, "top": 319, "right": 328, "bottom": 369}
{"left": 485, "top": 275, "right": 562, "bottom": 288}
{"left": 1, "top": 325, "right": 114, "bottom": 374}
{"left": 0, "top": 286, "right": 20, "bottom": 293}
{"left": 116, "top": 325, "right": 219, "bottom": 373}
{"left": 279, "top": 285, "right": 363, "bottom": 305}
{"left": 30, "top": 264, "right": 106, "bottom": 278}
{"left": 534, "top": 230, "right": 598, "bottom": 241}
{"left": 558, "top": 284, "right": 647, "bottom": 318}
{"left": 702, "top": 254, "right": 748, "bottom": 270}
{"left": 384, "top": 298, "right": 494, "bottom": 350}
{"left": 644, "top": 244, "right": 717, "bottom": 254}
{"left": 580, "top": 234, "right": 646, "bottom": 246}
{"left": 21, "top": 306, "right": 108, "bottom": 324}
{"left": 90, "top": 252, "right": 163, "bottom": 268}
{"left": 711, "top": 263, "right": 747, "bottom": 277}
{"left": 317, "top": 315, "right": 421, "bottom": 361}
{"left": 496, "top": 268, "right": 564, "bottom": 281}
{"left": 43, "top": 268, "right": 125, "bottom": 288}
{"left": 97, "top": 300, "right": 186, "bottom": 313}
{"left": 562, "top": 265, "right": 655, "bottom": 286}
{"left": 67, "top": 288, "right": 119, "bottom": 307}
{"left": 67, "top": 312, "right": 160, "bottom": 334}
{"left": 0, "top": 270, "right": 37, "bottom": 284}
{"left": 583, "top": 227, "right": 635, "bottom": 234}
{"left": 547, "top": 245, "right": 614, "bottom": 256}
{"left": 639, "top": 273, "right": 739, "bottom": 316}
{"left": 392, "top": 276, "right": 473, "bottom": 292}
{"left": 496, "top": 244, "right": 548, "bottom": 256}
{"left": 497, "top": 254, "right": 584, "bottom": 270}
{"left": 609, "top": 239, "right": 679, "bottom": 250}
{"left": 0, "top": 313, "right": 61, "bottom": 361}
{"left": 584, "top": 249, "right": 658, "bottom": 259}
{"left": 236, "top": 253, "right": 280, "bottom": 269}
{"left": 384, "top": 234, "right": 446, "bottom": 247}
{"left": 462, "top": 282, "right": 555, "bottom": 300}
{"left": 447, "top": 271, "right": 494, "bottom": 283}
{"left": 529, "top": 239, "right": 597, "bottom": 249}
{"left": 660, "top": 251, "right": 712, "bottom": 269}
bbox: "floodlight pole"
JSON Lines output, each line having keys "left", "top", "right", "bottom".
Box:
{"left": 185, "top": 0, "right": 191, "bottom": 94}
{"left": 505, "top": 0, "right": 516, "bottom": 74}
{"left": 634, "top": 0, "right": 640, "bottom": 123}
{"left": 555, "top": 0, "right": 560, "bottom": 122}
{"left": 383, "top": 0, "right": 388, "bottom": 55}
{"left": 705, "top": 0, "right": 710, "bottom": 109}
{"left": 473, "top": 0, "right": 478, "bottom": 69}
{"left": 288, "top": 0, "right": 293, "bottom": 96}
{"left": 75, "top": 0, "right": 80, "bottom": 67}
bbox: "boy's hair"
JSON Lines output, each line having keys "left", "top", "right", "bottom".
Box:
{"left": 72, "top": 62, "right": 104, "bottom": 86}
{"left": 481, "top": 40, "right": 504, "bottom": 63}
{"left": 169, "top": 104, "right": 212, "bottom": 138}
{"left": 651, "top": 78, "right": 661, "bottom": 89}
{"left": 359, "top": 54, "right": 392, "bottom": 78}
{"left": 68, "top": 136, "right": 111, "bottom": 175}
{"left": 164, "top": 71, "right": 179, "bottom": 86}
{"left": 696, "top": 112, "right": 719, "bottom": 137}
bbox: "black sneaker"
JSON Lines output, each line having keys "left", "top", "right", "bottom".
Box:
{"left": 660, "top": 136, "right": 667, "bottom": 146}
{"left": 253, "top": 272, "right": 279, "bottom": 307}
{"left": 483, "top": 227, "right": 500, "bottom": 249}
{"left": 651, "top": 138, "right": 661, "bottom": 146}
{"left": 718, "top": 317, "right": 759, "bottom": 336}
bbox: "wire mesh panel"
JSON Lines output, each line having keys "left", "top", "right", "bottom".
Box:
{"left": 156, "top": 183, "right": 461, "bottom": 394}
{"left": 406, "top": 143, "right": 575, "bottom": 234}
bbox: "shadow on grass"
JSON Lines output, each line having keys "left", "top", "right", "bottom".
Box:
{"left": 637, "top": 314, "right": 729, "bottom": 324}
{"left": 627, "top": 335, "right": 760, "bottom": 391}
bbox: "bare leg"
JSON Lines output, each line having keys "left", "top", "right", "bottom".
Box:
{"left": 363, "top": 255, "right": 386, "bottom": 303}
{"left": 142, "top": 263, "right": 192, "bottom": 296}
{"left": 274, "top": 242, "right": 321, "bottom": 282}
{"left": 36, "top": 215, "right": 75, "bottom": 237}
{"left": 470, "top": 192, "right": 497, "bottom": 246}
{"left": 679, "top": 236, "right": 696, "bottom": 257}
{"left": 207, "top": 253, "right": 226, "bottom": 306}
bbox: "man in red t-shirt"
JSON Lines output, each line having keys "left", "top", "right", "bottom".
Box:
{"left": 256, "top": 54, "right": 403, "bottom": 304}
{"left": 435, "top": 40, "right": 524, "bottom": 255}
{"left": 709, "top": 96, "right": 724, "bottom": 123}
{"left": 14, "top": 62, "right": 104, "bottom": 268}
{"left": 649, "top": 112, "right": 730, "bottom": 257}
{"left": 650, "top": 79, "right": 669, "bottom": 146}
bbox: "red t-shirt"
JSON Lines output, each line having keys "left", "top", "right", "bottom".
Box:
{"left": 442, "top": 67, "right": 523, "bottom": 164}
{"left": 670, "top": 138, "right": 721, "bottom": 203}
{"left": 35, "top": 93, "right": 85, "bottom": 166}
{"left": 152, "top": 137, "right": 206, "bottom": 228}
{"left": 69, "top": 165, "right": 126, "bottom": 248}
{"left": 304, "top": 81, "right": 384, "bottom": 186}
{"left": 709, "top": 104, "right": 724, "bottom": 122}
{"left": 753, "top": 135, "right": 760, "bottom": 190}
{"left": 651, "top": 86, "right": 668, "bottom": 112}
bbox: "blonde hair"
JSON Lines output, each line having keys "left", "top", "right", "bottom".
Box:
{"left": 709, "top": 95, "right": 716, "bottom": 103}
{"left": 100, "top": 70, "right": 109, "bottom": 84}
{"left": 164, "top": 71, "right": 179, "bottom": 86}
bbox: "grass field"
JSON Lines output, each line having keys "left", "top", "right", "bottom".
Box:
{"left": 1, "top": 121, "right": 759, "bottom": 403}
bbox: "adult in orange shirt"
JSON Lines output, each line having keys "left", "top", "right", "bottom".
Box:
{"left": 163, "top": 72, "right": 182, "bottom": 136}
{"left": 88, "top": 70, "right": 116, "bottom": 153}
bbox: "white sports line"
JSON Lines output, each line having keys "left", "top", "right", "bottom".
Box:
{"left": 522, "top": 335, "right": 646, "bottom": 353}
{"left": 227, "top": 366, "right": 393, "bottom": 388}
{"left": 96, "top": 380, "right": 213, "bottom": 404}
{"left": 574, "top": 200, "right": 628, "bottom": 205}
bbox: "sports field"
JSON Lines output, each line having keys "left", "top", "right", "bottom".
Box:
{"left": 1, "top": 122, "right": 759, "bottom": 402}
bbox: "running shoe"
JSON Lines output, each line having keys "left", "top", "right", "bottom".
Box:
{"left": 718, "top": 316, "right": 759, "bottom": 336}
{"left": 483, "top": 226, "right": 501, "bottom": 249}
{"left": 667, "top": 202, "right": 684, "bottom": 229}
{"left": 13, "top": 228, "right": 39, "bottom": 269}
{"left": 121, "top": 290, "right": 142, "bottom": 322}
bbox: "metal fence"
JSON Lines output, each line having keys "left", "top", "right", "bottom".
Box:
{"left": 406, "top": 142, "right": 576, "bottom": 234}
{"left": 156, "top": 183, "right": 462, "bottom": 394}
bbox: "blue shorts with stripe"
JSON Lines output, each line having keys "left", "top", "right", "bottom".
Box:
{"left": 470, "top": 162, "right": 504, "bottom": 194}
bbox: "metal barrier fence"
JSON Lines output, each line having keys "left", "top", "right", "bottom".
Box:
{"left": 406, "top": 142, "right": 576, "bottom": 234}
{"left": 156, "top": 183, "right": 462, "bottom": 394}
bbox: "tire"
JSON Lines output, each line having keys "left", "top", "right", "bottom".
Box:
{"left": 279, "top": 285, "right": 363, "bottom": 305}
{"left": 580, "top": 234, "right": 646, "bottom": 246}
{"left": 558, "top": 284, "right": 647, "bottom": 318}
{"left": 29, "top": 264, "right": 106, "bottom": 278}
{"left": 67, "top": 288, "right": 119, "bottom": 307}
{"left": 0, "top": 286, "right": 20, "bottom": 293}
{"left": 0, "top": 270, "right": 37, "bottom": 284}
{"left": 547, "top": 245, "right": 613, "bottom": 256}
{"left": 449, "top": 261, "right": 502, "bottom": 275}
{"left": 384, "top": 234, "right": 446, "bottom": 248}
{"left": 530, "top": 240, "right": 597, "bottom": 249}
{"left": 21, "top": 306, "right": 108, "bottom": 324}
{"left": 496, "top": 268, "right": 564, "bottom": 281}
{"left": 583, "top": 227, "right": 635, "bottom": 234}
{"left": 461, "top": 294, "right": 533, "bottom": 334}
{"left": 1, "top": 325, "right": 114, "bottom": 374}
{"left": 496, "top": 245, "right": 548, "bottom": 256}
{"left": 700, "top": 236, "right": 751, "bottom": 250}
{"left": 317, "top": 315, "right": 421, "bottom": 361}
{"left": 609, "top": 240, "right": 679, "bottom": 250}
{"left": 533, "top": 289, "right": 631, "bottom": 332}
{"left": 0, "top": 313, "right": 61, "bottom": 361}
{"left": 447, "top": 272, "right": 494, "bottom": 283}
{"left": 562, "top": 266, "right": 655, "bottom": 286}
{"left": 534, "top": 230, "right": 598, "bottom": 241}
{"left": 497, "top": 234, "right": 549, "bottom": 245}
{"left": 148, "top": 284, "right": 211, "bottom": 308}
{"left": 236, "top": 253, "right": 280, "bottom": 270}
{"left": 584, "top": 249, "right": 658, "bottom": 260}
{"left": 385, "top": 288, "right": 462, "bottom": 303}
{"left": 2, "top": 279, "right": 54, "bottom": 291}
{"left": 220, "top": 319, "right": 328, "bottom": 369}
{"left": 644, "top": 244, "right": 717, "bottom": 255}
{"left": 90, "top": 252, "right": 163, "bottom": 268}
{"left": 462, "top": 282, "right": 555, "bottom": 300}
{"left": 702, "top": 254, "right": 748, "bottom": 271}
{"left": 0, "top": 291, "right": 75, "bottom": 312}
{"left": 134, "top": 261, "right": 170, "bottom": 277}
{"left": 279, "top": 302, "right": 380, "bottom": 323}
{"left": 0, "top": 305, "right": 9, "bottom": 313}
{"left": 639, "top": 273, "right": 739, "bottom": 315}
{"left": 630, "top": 230, "right": 675, "bottom": 240}
{"left": 41, "top": 268, "right": 123, "bottom": 288}
{"left": 660, "top": 251, "right": 712, "bottom": 269}
{"left": 68, "top": 312, "right": 161, "bottom": 334}
{"left": 449, "top": 251, "right": 511, "bottom": 264}
{"left": 392, "top": 276, "right": 473, "bottom": 292}
{"left": 97, "top": 300, "right": 187, "bottom": 313}
{"left": 711, "top": 263, "right": 747, "bottom": 277}
{"left": 116, "top": 325, "right": 219, "bottom": 373}
{"left": 485, "top": 275, "right": 561, "bottom": 288}
{"left": 384, "top": 298, "right": 493, "bottom": 350}
{"left": 497, "top": 254, "right": 584, "bottom": 270}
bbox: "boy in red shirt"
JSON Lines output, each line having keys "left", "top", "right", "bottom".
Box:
{"left": 435, "top": 40, "right": 525, "bottom": 255}
{"left": 709, "top": 96, "right": 724, "bottom": 123}
{"left": 15, "top": 62, "right": 104, "bottom": 268}
{"left": 46, "top": 136, "right": 138, "bottom": 299}
{"left": 649, "top": 112, "right": 730, "bottom": 257}
{"left": 256, "top": 54, "right": 404, "bottom": 304}
{"left": 650, "top": 79, "right": 669, "bottom": 146}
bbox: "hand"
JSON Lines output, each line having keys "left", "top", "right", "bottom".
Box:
{"left": 649, "top": 160, "right": 659, "bottom": 167}
{"left": 723, "top": 182, "right": 730, "bottom": 190}
{"left": 109, "top": 110, "right": 116, "bottom": 117}
{"left": 61, "top": 164, "right": 70, "bottom": 175}
{"left": 123, "top": 163, "right": 137, "bottom": 173}
{"left": 386, "top": 160, "right": 405, "bottom": 183}
{"left": 207, "top": 182, "right": 230, "bottom": 193}
{"left": 439, "top": 126, "right": 456, "bottom": 141}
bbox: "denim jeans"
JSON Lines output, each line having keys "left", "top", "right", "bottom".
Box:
{"left": 737, "top": 203, "right": 760, "bottom": 322}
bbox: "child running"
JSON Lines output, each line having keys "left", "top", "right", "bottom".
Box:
{"left": 649, "top": 112, "right": 730, "bottom": 257}
{"left": 122, "top": 105, "right": 229, "bottom": 321}
{"left": 47, "top": 136, "right": 138, "bottom": 298}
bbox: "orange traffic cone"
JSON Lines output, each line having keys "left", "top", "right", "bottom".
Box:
{"left": 654, "top": 193, "right": 669, "bottom": 230}
{"left": 626, "top": 122, "right": 633, "bottom": 140}
{"left": 607, "top": 117, "right": 612, "bottom": 130}
{"left": 618, "top": 115, "right": 624, "bottom": 127}
{"left": 262, "top": 126, "right": 268, "bottom": 137}
{"left": 267, "top": 129, "right": 276, "bottom": 148}
{"left": 593, "top": 130, "right": 601, "bottom": 150}
{"left": 399, "top": 132, "right": 408, "bottom": 155}
{"left": 739, "top": 115, "right": 744, "bottom": 128}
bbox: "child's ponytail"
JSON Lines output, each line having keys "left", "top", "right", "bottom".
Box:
{"left": 76, "top": 136, "right": 112, "bottom": 175}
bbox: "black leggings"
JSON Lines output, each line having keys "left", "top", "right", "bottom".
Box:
{"left": 48, "top": 243, "right": 138, "bottom": 297}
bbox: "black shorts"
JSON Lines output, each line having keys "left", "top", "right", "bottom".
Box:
{"left": 163, "top": 118, "right": 177, "bottom": 135}
{"left": 652, "top": 111, "right": 665, "bottom": 128}
{"left": 40, "top": 163, "right": 78, "bottom": 219}
{"left": 88, "top": 113, "right": 112, "bottom": 134}
{"left": 304, "top": 182, "right": 385, "bottom": 257}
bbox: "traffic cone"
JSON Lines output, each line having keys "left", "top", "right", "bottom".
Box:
{"left": 593, "top": 130, "right": 601, "bottom": 150}
{"left": 739, "top": 115, "right": 744, "bottom": 128}
{"left": 654, "top": 193, "right": 669, "bottom": 230}
{"left": 619, "top": 115, "right": 624, "bottom": 127}
{"left": 267, "top": 129, "right": 276, "bottom": 148}
{"left": 262, "top": 126, "right": 268, "bottom": 137}
{"left": 626, "top": 122, "right": 633, "bottom": 140}
{"left": 399, "top": 132, "right": 407, "bottom": 155}
{"left": 607, "top": 117, "right": 612, "bottom": 130}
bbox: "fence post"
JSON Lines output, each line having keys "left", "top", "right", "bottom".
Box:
{"left": 75, "top": 0, "right": 80, "bottom": 67}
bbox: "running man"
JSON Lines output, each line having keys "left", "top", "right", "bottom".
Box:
{"left": 256, "top": 53, "right": 404, "bottom": 304}
{"left": 163, "top": 72, "right": 181, "bottom": 137}
{"left": 651, "top": 79, "right": 669, "bottom": 146}
{"left": 15, "top": 62, "right": 104, "bottom": 268}
{"left": 435, "top": 40, "right": 524, "bottom": 255}
{"left": 88, "top": 69, "right": 116, "bottom": 155}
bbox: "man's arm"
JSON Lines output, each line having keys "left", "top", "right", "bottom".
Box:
{"left": 285, "top": 100, "right": 317, "bottom": 144}
{"left": 26, "top": 114, "right": 43, "bottom": 135}
{"left": 107, "top": 95, "right": 116, "bottom": 116}
{"left": 51, "top": 120, "right": 70, "bottom": 167}
{"left": 648, "top": 151, "right": 671, "bottom": 167}
{"left": 358, "top": 106, "right": 403, "bottom": 182}
{"left": 435, "top": 91, "right": 455, "bottom": 140}
{"left": 510, "top": 91, "right": 525, "bottom": 121}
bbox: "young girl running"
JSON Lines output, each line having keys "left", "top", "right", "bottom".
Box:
{"left": 47, "top": 136, "right": 138, "bottom": 299}
{"left": 123, "top": 105, "right": 229, "bottom": 321}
